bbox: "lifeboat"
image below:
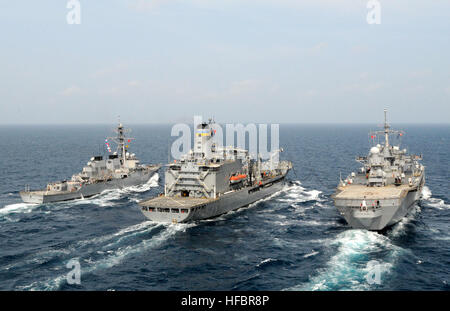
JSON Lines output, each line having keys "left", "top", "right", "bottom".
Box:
{"left": 230, "top": 174, "right": 247, "bottom": 184}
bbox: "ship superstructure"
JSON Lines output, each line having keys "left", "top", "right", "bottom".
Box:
{"left": 333, "top": 109, "right": 425, "bottom": 230}
{"left": 140, "top": 119, "right": 292, "bottom": 223}
{"left": 20, "top": 122, "right": 161, "bottom": 203}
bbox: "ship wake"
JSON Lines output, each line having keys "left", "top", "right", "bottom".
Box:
{"left": 17, "top": 220, "right": 194, "bottom": 290}
{"left": 1, "top": 174, "right": 160, "bottom": 220}
{"left": 387, "top": 204, "right": 421, "bottom": 238}
{"left": 71, "top": 173, "right": 160, "bottom": 207}
{"left": 277, "top": 181, "right": 323, "bottom": 204}
{"left": 285, "top": 229, "right": 406, "bottom": 291}
{"left": 422, "top": 186, "right": 450, "bottom": 210}
{"left": 120, "top": 173, "right": 160, "bottom": 194}
{"left": 0, "top": 203, "right": 39, "bottom": 218}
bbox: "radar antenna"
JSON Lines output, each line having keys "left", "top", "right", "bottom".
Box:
{"left": 369, "top": 109, "right": 404, "bottom": 148}
{"left": 107, "top": 120, "right": 134, "bottom": 167}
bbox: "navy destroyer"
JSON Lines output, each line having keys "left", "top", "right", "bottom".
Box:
{"left": 20, "top": 123, "right": 161, "bottom": 204}
{"left": 140, "top": 120, "right": 292, "bottom": 223}
{"left": 333, "top": 109, "right": 425, "bottom": 230}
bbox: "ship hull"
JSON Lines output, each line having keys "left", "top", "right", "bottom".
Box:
{"left": 20, "top": 166, "right": 160, "bottom": 204}
{"left": 334, "top": 177, "right": 425, "bottom": 231}
{"left": 141, "top": 176, "right": 286, "bottom": 223}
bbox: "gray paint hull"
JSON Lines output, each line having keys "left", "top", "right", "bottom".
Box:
{"left": 141, "top": 177, "right": 286, "bottom": 223}
{"left": 20, "top": 167, "right": 160, "bottom": 204}
{"left": 334, "top": 181, "right": 424, "bottom": 231}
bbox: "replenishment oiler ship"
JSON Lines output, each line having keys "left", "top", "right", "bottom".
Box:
{"left": 20, "top": 122, "right": 161, "bottom": 204}
{"left": 333, "top": 109, "right": 425, "bottom": 230}
{"left": 140, "top": 119, "right": 292, "bottom": 223}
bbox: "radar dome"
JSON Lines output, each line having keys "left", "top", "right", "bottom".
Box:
{"left": 370, "top": 146, "right": 380, "bottom": 154}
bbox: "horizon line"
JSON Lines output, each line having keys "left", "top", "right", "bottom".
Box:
{"left": 1, "top": 122, "right": 449, "bottom": 126}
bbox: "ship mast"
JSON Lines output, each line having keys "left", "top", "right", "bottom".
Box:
{"left": 118, "top": 122, "right": 127, "bottom": 166}
{"left": 384, "top": 108, "right": 390, "bottom": 147}
{"left": 369, "top": 109, "right": 404, "bottom": 148}
{"left": 108, "top": 118, "right": 134, "bottom": 168}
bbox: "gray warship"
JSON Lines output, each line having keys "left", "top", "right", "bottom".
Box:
{"left": 333, "top": 109, "right": 425, "bottom": 230}
{"left": 140, "top": 120, "right": 292, "bottom": 223}
{"left": 20, "top": 123, "right": 161, "bottom": 204}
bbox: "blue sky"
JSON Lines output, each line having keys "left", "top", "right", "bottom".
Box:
{"left": 0, "top": 0, "right": 449, "bottom": 124}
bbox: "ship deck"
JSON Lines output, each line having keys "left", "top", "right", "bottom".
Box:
{"left": 20, "top": 190, "right": 70, "bottom": 196}
{"left": 335, "top": 184, "right": 414, "bottom": 200}
{"left": 139, "top": 196, "right": 217, "bottom": 209}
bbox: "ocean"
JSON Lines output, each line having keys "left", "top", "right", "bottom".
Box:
{"left": 0, "top": 124, "right": 448, "bottom": 291}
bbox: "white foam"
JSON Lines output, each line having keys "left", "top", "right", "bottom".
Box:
{"left": 388, "top": 205, "right": 421, "bottom": 238}
{"left": 426, "top": 198, "right": 450, "bottom": 210}
{"left": 315, "top": 202, "right": 333, "bottom": 209}
{"left": 286, "top": 229, "right": 405, "bottom": 291}
{"left": 120, "top": 173, "right": 159, "bottom": 193}
{"left": 304, "top": 190, "right": 322, "bottom": 201}
{"left": 101, "top": 222, "right": 163, "bottom": 250}
{"left": 257, "top": 258, "right": 277, "bottom": 267}
{"left": 2, "top": 216, "right": 19, "bottom": 223}
{"left": 267, "top": 218, "right": 335, "bottom": 228}
{"left": 421, "top": 186, "right": 450, "bottom": 210}
{"left": 297, "top": 219, "right": 336, "bottom": 227}
{"left": 269, "top": 219, "right": 296, "bottom": 227}
{"left": 277, "top": 181, "right": 323, "bottom": 204}
{"left": 303, "top": 250, "right": 319, "bottom": 258}
{"left": 114, "top": 221, "right": 158, "bottom": 237}
{"left": 421, "top": 186, "right": 432, "bottom": 200}
{"left": 70, "top": 173, "right": 160, "bottom": 207}
{"left": 0, "top": 203, "right": 38, "bottom": 216}
{"left": 75, "top": 221, "right": 160, "bottom": 249}
{"left": 18, "top": 274, "right": 67, "bottom": 292}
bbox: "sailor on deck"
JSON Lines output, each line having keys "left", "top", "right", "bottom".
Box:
{"left": 361, "top": 197, "right": 368, "bottom": 211}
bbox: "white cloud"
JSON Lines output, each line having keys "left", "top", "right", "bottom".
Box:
{"left": 228, "top": 79, "right": 261, "bottom": 95}
{"left": 128, "top": 80, "right": 141, "bottom": 87}
{"left": 60, "top": 85, "right": 82, "bottom": 96}
{"left": 98, "top": 86, "right": 121, "bottom": 96}
{"left": 308, "top": 42, "right": 328, "bottom": 55}
{"left": 444, "top": 86, "right": 450, "bottom": 95}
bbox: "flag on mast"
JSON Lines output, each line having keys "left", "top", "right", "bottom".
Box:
{"left": 105, "top": 139, "right": 112, "bottom": 153}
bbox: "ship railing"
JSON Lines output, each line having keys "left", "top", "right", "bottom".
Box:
{"left": 355, "top": 156, "right": 367, "bottom": 162}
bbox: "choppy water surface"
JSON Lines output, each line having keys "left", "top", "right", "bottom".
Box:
{"left": 0, "top": 124, "right": 448, "bottom": 290}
